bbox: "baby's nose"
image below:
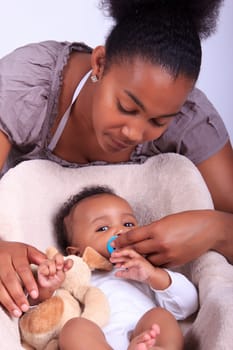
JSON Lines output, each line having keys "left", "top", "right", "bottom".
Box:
{"left": 116, "top": 229, "right": 124, "bottom": 235}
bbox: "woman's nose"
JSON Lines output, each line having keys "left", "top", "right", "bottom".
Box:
{"left": 121, "top": 121, "right": 145, "bottom": 144}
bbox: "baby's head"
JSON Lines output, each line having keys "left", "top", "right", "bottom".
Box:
{"left": 55, "top": 185, "right": 138, "bottom": 258}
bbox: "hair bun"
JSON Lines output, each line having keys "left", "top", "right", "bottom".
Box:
{"left": 99, "top": 0, "right": 224, "bottom": 39}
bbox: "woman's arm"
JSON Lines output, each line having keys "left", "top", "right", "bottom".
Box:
{"left": 0, "top": 131, "right": 47, "bottom": 316}
{"left": 113, "top": 142, "right": 233, "bottom": 266}
{"left": 197, "top": 141, "right": 233, "bottom": 213}
{"left": 197, "top": 140, "right": 233, "bottom": 263}
{"left": 0, "top": 130, "right": 11, "bottom": 171}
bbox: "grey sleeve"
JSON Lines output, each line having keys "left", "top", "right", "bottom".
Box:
{"left": 0, "top": 41, "right": 65, "bottom": 146}
{"left": 152, "top": 88, "right": 229, "bottom": 164}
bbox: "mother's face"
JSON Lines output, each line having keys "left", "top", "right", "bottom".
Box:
{"left": 91, "top": 56, "right": 194, "bottom": 154}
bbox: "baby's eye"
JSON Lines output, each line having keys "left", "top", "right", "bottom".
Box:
{"left": 96, "top": 226, "right": 109, "bottom": 232}
{"left": 124, "top": 222, "right": 135, "bottom": 227}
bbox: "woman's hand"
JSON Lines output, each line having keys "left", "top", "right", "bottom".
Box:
{"left": 112, "top": 210, "right": 222, "bottom": 267}
{"left": 0, "top": 241, "right": 45, "bottom": 317}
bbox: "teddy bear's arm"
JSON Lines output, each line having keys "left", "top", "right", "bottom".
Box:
{"left": 81, "top": 286, "right": 110, "bottom": 328}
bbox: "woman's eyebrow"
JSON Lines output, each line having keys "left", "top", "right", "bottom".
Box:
{"left": 124, "top": 89, "right": 179, "bottom": 118}
{"left": 124, "top": 90, "right": 145, "bottom": 111}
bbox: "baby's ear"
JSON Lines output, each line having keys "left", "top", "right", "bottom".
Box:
{"left": 66, "top": 246, "right": 80, "bottom": 256}
{"left": 82, "top": 246, "right": 113, "bottom": 271}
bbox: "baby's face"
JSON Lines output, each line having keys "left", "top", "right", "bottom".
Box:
{"left": 66, "top": 194, "right": 138, "bottom": 258}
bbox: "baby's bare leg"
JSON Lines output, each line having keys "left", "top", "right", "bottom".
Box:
{"left": 130, "top": 307, "right": 183, "bottom": 350}
{"left": 59, "top": 317, "right": 112, "bottom": 350}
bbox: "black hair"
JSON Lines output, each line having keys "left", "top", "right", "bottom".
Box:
{"left": 54, "top": 185, "right": 116, "bottom": 254}
{"left": 99, "top": 0, "right": 224, "bottom": 80}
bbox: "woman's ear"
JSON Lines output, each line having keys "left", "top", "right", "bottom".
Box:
{"left": 66, "top": 246, "right": 80, "bottom": 256}
{"left": 91, "top": 45, "right": 106, "bottom": 79}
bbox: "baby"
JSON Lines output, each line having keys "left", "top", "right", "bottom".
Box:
{"left": 35, "top": 185, "right": 198, "bottom": 350}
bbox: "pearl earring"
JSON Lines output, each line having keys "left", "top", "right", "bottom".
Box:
{"left": 91, "top": 75, "right": 98, "bottom": 83}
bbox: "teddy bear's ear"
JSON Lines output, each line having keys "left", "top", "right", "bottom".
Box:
{"left": 82, "top": 246, "right": 113, "bottom": 271}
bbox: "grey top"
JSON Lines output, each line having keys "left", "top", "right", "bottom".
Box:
{"left": 0, "top": 40, "right": 229, "bottom": 176}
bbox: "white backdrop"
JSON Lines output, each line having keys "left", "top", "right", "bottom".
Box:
{"left": 1, "top": 0, "right": 232, "bottom": 141}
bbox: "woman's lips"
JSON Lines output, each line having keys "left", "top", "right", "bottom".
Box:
{"left": 109, "top": 136, "right": 133, "bottom": 151}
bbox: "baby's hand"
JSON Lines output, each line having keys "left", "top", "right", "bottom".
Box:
{"left": 28, "top": 254, "right": 73, "bottom": 305}
{"left": 37, "top": 253, "right": 73, "bottom": 290}
{"left": 110, "top": 249, "right": 171, "bottom": 290}
{"left": 110, "top": 248, "right": 155, "bottom": 283}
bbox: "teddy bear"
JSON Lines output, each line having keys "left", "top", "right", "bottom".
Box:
{"left": 19, "top": 246, "right": 113, "bottom": 350}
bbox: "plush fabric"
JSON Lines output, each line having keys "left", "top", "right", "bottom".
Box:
{"left": 0, "top": 154, "right": 232, "bottom": 349}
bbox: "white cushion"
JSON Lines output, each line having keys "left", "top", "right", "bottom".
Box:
{"left": 0, "top": 154, "right": 232, "bottom": 350}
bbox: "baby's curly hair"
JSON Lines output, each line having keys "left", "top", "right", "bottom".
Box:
{"left": 54, "top": 185, "right": 115, "bottom": 254}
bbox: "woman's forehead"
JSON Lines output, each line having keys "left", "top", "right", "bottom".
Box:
{"left": 106, "top": 60, "right": 194, "bottom": 114}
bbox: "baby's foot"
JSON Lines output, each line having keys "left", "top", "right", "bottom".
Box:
{"left": 128, "top": 324, "right": 160, "bottom": 350}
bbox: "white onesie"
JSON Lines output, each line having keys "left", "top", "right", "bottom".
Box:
{"left": 91, "top": 268, "right": 198, "bottom": 350}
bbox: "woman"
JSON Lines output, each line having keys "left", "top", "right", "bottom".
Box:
{"left": 0, "top": 0, "right": 232, "bottom": 318}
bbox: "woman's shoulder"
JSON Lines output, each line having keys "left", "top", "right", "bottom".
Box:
{"left": 0, "top": 41, "right": 73, "bottom": 147}
{"left": 0, "top": 40, "right": 92, "bottom": 67}
{"left": 0, "top": 40, "right": 93, "bottom": 172}
{"left": 145, "top": 87, "right": 229, "bottom": 164}
{"left": 0, "top": 41, "right": 68, "bottom": 63}
{"left": 184, "top": 87, "right": 220, "bottom": 116}
{"left": 180, "top": 87, "right": 229, "bottom": 150}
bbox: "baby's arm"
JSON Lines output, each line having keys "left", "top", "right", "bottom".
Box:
{"left": 110, "top": 248, "right": 171, "bottom": 289}
{"left": 152, "top": 270, "right": 199, "bottom": 320}
{"left": 29, "top": 253, "right": 73, "bottom": 306}
{"left": 110, "top": 248, "right": 198, "bottom": 319}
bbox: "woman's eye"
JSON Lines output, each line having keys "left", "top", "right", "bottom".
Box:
{"left": 97, "top": 226, "right": 109, "bottom": 232}
{"left": 117, "top": 101, "right": 137, "bottom": 115}
{"left": 150, "top": 118, "right": 166, "bottom": 127}
{"left": 124, "top": 222, "right": 135, "bottom": 227}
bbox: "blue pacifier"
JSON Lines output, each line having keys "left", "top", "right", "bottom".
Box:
{"left": 107, "top": 235, "right": 118, "bottom": 254}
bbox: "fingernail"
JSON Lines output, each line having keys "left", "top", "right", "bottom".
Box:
{"left": 30, "top": 289, "right": 38, "bottom": 299}
{"left": 21, "top": 303, "right": 29, "bottom": 312}
{"left": 12, "top": 309, "right": 22, "bottom": 318}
